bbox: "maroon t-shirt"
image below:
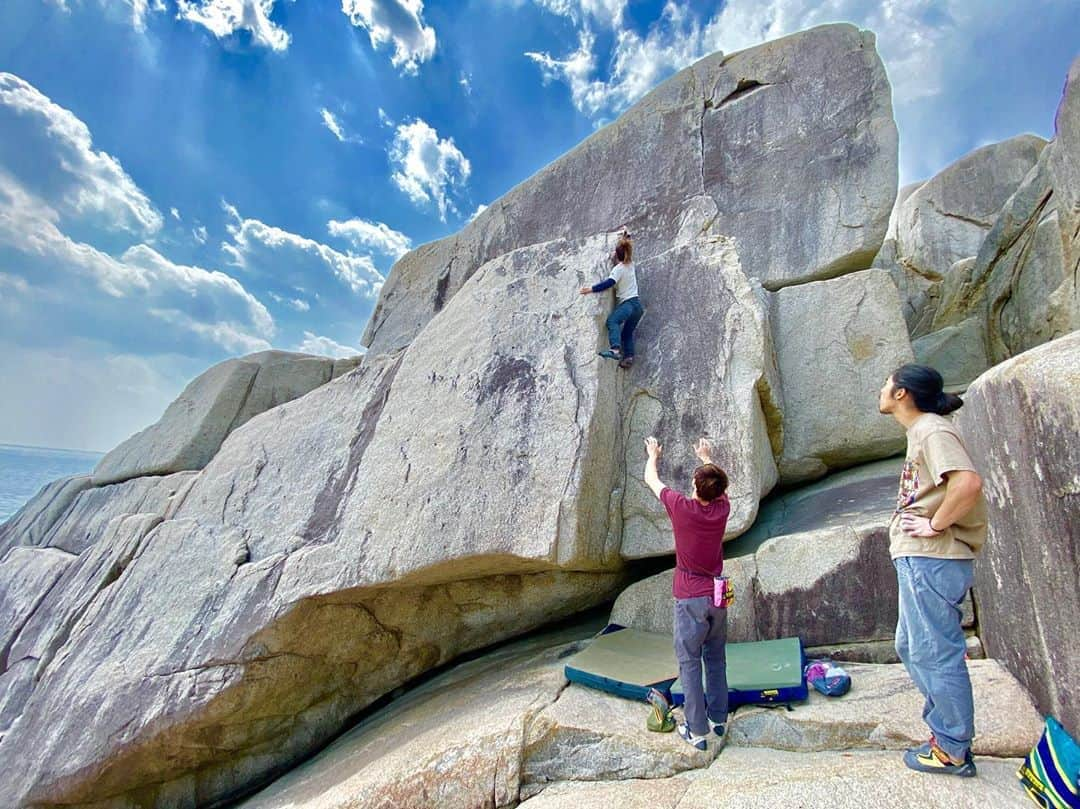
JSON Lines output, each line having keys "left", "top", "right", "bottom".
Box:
{"left": 660, "top": 487, "right": 730, "bottom": 599}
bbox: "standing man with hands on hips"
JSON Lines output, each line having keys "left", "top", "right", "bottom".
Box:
{"left": 880, "top": 363, "right": 988, "bottom": 778}
{"left": 643, "top": 434, "right": 731, "bottom": 752}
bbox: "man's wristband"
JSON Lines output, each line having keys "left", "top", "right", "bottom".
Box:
{"left": 928, "top": 517, "right": 943, "bottom": 533}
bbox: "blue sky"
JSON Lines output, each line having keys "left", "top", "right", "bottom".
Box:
{"left": 0, "top": 0, "right": 1076, "bottom": 452}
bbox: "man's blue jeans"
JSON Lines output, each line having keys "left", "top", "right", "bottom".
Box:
{"left": 894, "top": 556, "right": 975, "bottom": 761}
{"left": 606, "top": 297, "right": 643, "bottom": 357}
{"left": 674, "top": 596, "right": 728, "bottom": 736}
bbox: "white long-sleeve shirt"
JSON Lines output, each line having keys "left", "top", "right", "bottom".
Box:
{"left": 607, "top": 260, "right": 639, "bottom": 302}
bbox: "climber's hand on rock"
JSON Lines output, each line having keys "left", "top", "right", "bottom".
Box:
{"left": 644, "top": 436, "right": 662, "bottom": 460}
{"left": 694, "top": 438, "right": 714, "bottom": 463}
{"left": 579, "top": 286, "right": 591, "bottom": 295}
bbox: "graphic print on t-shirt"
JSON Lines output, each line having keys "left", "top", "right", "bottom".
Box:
{"left": 895, "top": 459, "right": 919, "bottom": 513}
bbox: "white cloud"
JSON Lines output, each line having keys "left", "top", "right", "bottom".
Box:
{"left": 523, "top": 0, "right": 969, "bottom": 123}
{"left": 527, "top": 22, "right": 697, "bottom": 118}
{"left": 223, "top": 202, "right": 385, "bottom": 297}
{"left": 0, "top": 74, "right": 272, "bottom": 358}
{"left": 0, "top": 75, "right": 281, "bottom": 452}
{"left": 147, "top": 307, "right": 271, "bottom": 353}
{"left": 378, "top": 107, "right": 394, "bottom": 128}
{"left": 296, "top": 331, "right": 364, "bottom": 359}
{"left": 695, "top": 0, "right": 956, "bottom": 105}
{"left": 131, "top": 0, "right": 167, "bottom": 30}
{"left": 469, "top": 203, "right": 488, "bottom": 221}
{"left": 319, "top": 107, "right": 359, "bottom": 143}
{"left": 193, "top": 225, "right": 208, "bottom": 244}
{"left": 123, "top": 243, "right": 275, "bottom": 337}
{"left": 532, "top": 0, "right": 627, "bottom": 27}
{"left": 175, "top": 0, "right": 291, "bottom": 51}
{"left": 327, "top": 217, "right": 412, "bottom": 259}
{"left": 319, "top": 107, "right": 362, "bottom": 144}
{"left": 525, "top": 1, "right": 717, "bottom": 118}
{"left": 0, "top": 340, "right": 199, "bottom": 453}
{"left": 0, "top": 73, "right": 162, "bottom": 236}
{"left": 0, "top": 172, "right": 146, "bottom": 296}
{"left": 340, "top": 0, "right": 436, "bottom": 74}
{"left": 170, "top": 206, "right": 181, "bottom": 220}
{"left": 0, "top": 171, "right": 274, "bottom": 354}
{"left": 389, "top": 119, "right": 471, "bottom": 221}
{"left": 64, "top": 0, "right": 167, "bottom": 32}
{"left": 0, "top": 271, "right": 30, "bottom": 296}
{"left": 527, "top": 29, "right": 602, "bottom": 115}
{"left": 269, "top": 291, "right": 311, "bottom": 311}
{"left": 320, "top": 108, "right": 344, "bottom": 140}
{"left": 459, "top": 72, "right": 472, "bottom": 95}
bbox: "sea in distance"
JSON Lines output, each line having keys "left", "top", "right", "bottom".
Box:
{"left": 0, "top": 444, "right": 103, "bottom": 523}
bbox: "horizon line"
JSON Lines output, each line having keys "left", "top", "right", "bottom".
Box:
{"left": 0, "top": 441, "right": 105, "bottom": 456}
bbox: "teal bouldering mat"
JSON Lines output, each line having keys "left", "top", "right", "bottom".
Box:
{"left": 563, "top": 624, "right": 678, "bottom": 701}
{"left": 671, "top": 636, "right": 807, "bottom": 708}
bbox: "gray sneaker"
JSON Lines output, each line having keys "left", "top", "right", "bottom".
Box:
{"left": 677, "top": 722, "right": 708, "bottom": 751}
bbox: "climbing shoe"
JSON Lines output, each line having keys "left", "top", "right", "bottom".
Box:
{"left": 903, "top": 745, "right": 977, "bottom": 777}
{"left": 618, "top": 356, "right": 634, "bottom": 369}
{"left": 709, "top": 719, "right": 726, "bottom": 737}
{"left": 677, "top": 722, "right": 708, "bottom": 751}
{"left": 599, "top": 348, "right": 622, "bottom": 361}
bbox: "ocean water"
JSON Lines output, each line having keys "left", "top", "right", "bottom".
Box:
{"left": 0, "top": 444, "right": 103, "bottom": 524}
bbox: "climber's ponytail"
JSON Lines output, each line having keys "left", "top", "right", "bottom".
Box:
{"left": 891, "top": 364, "right": 963, "bottom": 415}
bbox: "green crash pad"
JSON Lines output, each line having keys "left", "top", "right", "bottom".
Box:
{"left": 563, "top": 626, "right": 678, "bottom": 700}
{"left": 671, "top": 636, "right": 807, "bottom": 707}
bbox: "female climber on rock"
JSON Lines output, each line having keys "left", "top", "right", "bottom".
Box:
{"left": 579, "top": 231, "right": 643, "bottom": 369}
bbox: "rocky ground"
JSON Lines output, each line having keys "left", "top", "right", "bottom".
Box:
{"left": 236, "top": 623, "right": 1042, "bottom": 809}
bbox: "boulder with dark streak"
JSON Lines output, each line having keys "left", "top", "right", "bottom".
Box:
{"left": 955, "top": 331, "right": 1080, "bottom": 739}
{"left": 929, "top": 57, "right": 1079, "bottom": 365}
{"left": 363, "top": 24, "right": 897, "bottom": 355}
{"left": 0, "top": 237, "right": 632, "bottom": 809}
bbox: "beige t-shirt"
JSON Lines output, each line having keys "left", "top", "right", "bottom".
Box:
{"left": 889, "top": 413, "right": 988, "bottom": 559}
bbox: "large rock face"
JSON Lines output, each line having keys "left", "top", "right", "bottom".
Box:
{"left": 0, "top": 514, "right": 162, "bottom": 735}
{"left": 92, "top": 351, "right": 352, "bottom": 485}
{"left": 618, "top": 220, "right": 778, "bottom": 557}
{"left": 954, "top": 331, "right": 1080, "bottom": 738}
{"left": 0, "top": 474, "right": 92, "bottom": 554}
{"left": 0, "top": 237, "right": 635, "bottom": 808}
{"left": 178, "top": 236, "right": 626, "bottom": 574}
{"left": 770, "top": 270, "right": 911, "bottom": 483}
{"left": 931, "top": 57, "right": 1080, "bottom": 367}
{"left": 876, "top": 135, "right": 1046, "bottom": 335}
{"left": 33, "top": 472, "right": 196, "bottom": 554}
{"left": 363, "top": 23, "right": 897, "bottom": 354}
{"left": 910, "top": 311, "right": 990, "bottom": 392}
